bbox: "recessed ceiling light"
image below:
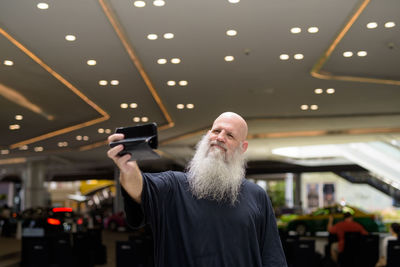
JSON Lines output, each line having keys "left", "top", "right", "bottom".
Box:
{"left": 343, "top": 51, "right": 353, "bottom": 57}
{"left": 1, "top": 150, "right": 10, "bottom": 155}
{"left": 130, "top": 103, "right": 138, "bottom": 108}
{"left": 15, "top": 115, "right": 23, "bottom": 120}
{"left": 171, "top": 58, "right": 181, "bottom": 64}
{"left": 279, "top": 54, "right": 289, "bottom": 60}
{"left": 294, "top": 54, "right": 304, "bottom": 60}
{"left": 147, "top": 34, "right": 158, "bottom": 40}
{"left": 326, "top": 88, "right": 335, "bottom": 94}
{"left": 224, "top": 56, "right": 234, "bottom": 62}
{"left": 167, "top": 80, "right": 176, "bottom": 86}
{"left": 176, "top": 104, "right": 184, "bottom": 109}
{"left": 34, "top": 147, "right": 44, "bottom": 152}
{"left": 76, "top": 135, "right": 82, "bottom": 141}
{"left": 120, "top": 103, "right": 128, "bottom": 109}
{"left": 65, "top": 35, "right": 76, "bottom": 41}
{"left": 133, "top": 117, "right": 140, "bottom": 122}
{"left": 366, "top": 22, "right": 378, "bottom": 29}
{"left": 3, "top": 60, "right": 14, "bottom": 66}
{"left": 98, "top": 128, "right": 105, "bottom": 134}
{"left": 290, "top": 27, "right": 301, "bottom": 34}
{"left": 186, "top": 104, "right": 194, "bottom": 109}
{"left": 133, "top": 1, "right": 146, "bottom": 7}
{"left": 19, "top": 145, "right": 28, "bottom": 151}
{"left": 300, "top": 105, "right": 309, "bottom": 110}
{"left": 310, "top": 104, "right": 318, "bottom": 110}
{"left": 83, "top": 136, "right": 89, "bottom": 141}
{"left": 308, "top": 27, "right": 319, "bottom": 33}
{"left": 105, "top": 129, "right": 111, "bottom": 134}
{"left": 37, "top": 3, "right": 49, "bottom": 9}
{"left": 226, "top": 30, "right": 237, "bottom": 36}
{"left": 58, "top": 142, "right": 68, "bottom": 147}
{"left": 153, "top": 0, "right": 165, "bottom": 7}
{"left": 110, "top": 80, "right": 119, "bottom": 85}
{"left": 228, "top": 0, "right": 240, "bottom": 3}
{"left": 9, "top": 124, "right": 20, "bottom": 130}
{"left": 141, "top": 117, "right": 149, "bottom": 122}
{"left": 384, "top": 22, "right": 396, "bottom": 28}
{"left": 357, "top": 51, "right": 367, "bottom": 57}
{"left": 314, "top": 88, "right": 323, "bottom": 94}
{"left": 179, "top": 80, "right": 188, "bottom": 86}
{"left": 163, "top": 33, "right": 174, "bottom": 39}
{"left": 157, "top": 58, "right": 167, "bottom": 64}
{"left": 99, "top": 80, "right": 108, "bottom": 86}
{"left": 87, "top": 59, "right": 97, "bottom": 66}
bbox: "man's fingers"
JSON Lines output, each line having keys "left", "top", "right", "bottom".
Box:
{"left": 107, "top": 144, "right": 124, "bottom": 159}
{"left": 108, "top": 133, "right": 125, "bottom": 143}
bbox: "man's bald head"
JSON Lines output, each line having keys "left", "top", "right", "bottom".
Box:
{"left": 213, "top": 112, "right": 248, "bottom": 142}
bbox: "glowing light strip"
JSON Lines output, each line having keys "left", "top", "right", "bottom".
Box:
{"left": 310, "top": 0, "right": 400, "bottom": 86}
{"left": 0, "top": 28, "right": 110, "bottom": 149}
{"left": 98, "top": 0, "right": 174, "bottom": 130}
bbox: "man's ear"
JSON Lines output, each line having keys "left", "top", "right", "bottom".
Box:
{"left": 241, "top": 141, "right": 248, "bottom": 153}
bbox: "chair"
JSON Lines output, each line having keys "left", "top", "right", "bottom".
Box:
{"left": 293, "top": 239, "right": 318, "bottom": 267}
{"left": 339, "top": 232, "right": 362, "bottom": 267}
{"left": 358, "top": 234, "right": 379, "bottom": 267}
{"left": 387, "top": 240, "right": 400, "bottom": 267}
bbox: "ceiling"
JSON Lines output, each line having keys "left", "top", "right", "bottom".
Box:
{"left": 0, "top": 0, "right": 399, "bottom": 179}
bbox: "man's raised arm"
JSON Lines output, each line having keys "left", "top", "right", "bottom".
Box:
{"left": 107, "top": 133, "right": 143, "bottom": 203}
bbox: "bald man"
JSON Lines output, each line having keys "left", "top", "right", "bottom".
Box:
{"left": 107, "top": 112, "right": 287, "bottom": 267}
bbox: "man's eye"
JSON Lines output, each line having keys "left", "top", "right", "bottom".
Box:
{"left": 212, "top": 129, "right": 220, "bottom": 134}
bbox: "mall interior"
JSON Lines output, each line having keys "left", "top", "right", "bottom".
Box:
{"left": 1, "top": 0, "right": 400, "bottom": 266}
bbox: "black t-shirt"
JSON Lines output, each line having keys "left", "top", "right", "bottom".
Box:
{"left": 122, "top": 171, "right": 287, "bottom": 267}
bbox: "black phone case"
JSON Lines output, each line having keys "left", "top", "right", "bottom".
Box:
{"left": 109, "top": 123, "right": 160, "bottom": 161}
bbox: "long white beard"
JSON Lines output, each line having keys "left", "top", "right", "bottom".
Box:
{"left": 187, "top": 135, "right": 246, "bottom": 205}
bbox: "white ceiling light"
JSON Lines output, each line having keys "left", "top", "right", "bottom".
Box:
{"left": 171, "top": 58, "right": 181, "bottom": 64}
{"left": 167, "top": 80, "right": 176, "bottom": 86}
{"left": 9, "top": 124, "right": 20, "bottom": 130}
{"left": 130, "top": 103, "right": 138, "bottom": 108}
{"left": 179, "top": 80, "right": 188, "bottom": 86}
{"left": 357, "top": 51, "right": 367, "bottom": 57}
{"left": 343, "top": 51, "right": 353, "bottom": 57}
{"left": 15, "top": 115, "right": 23, "bottom": 120}
{"left": 314, "top": 88, "right": 323, "bottom": 94}
{"left": 164, "top": 33, "right": 174, "bottom": 39}
{"left": 58, "top": 142, "right": 68, "bottom": 147}
{"left": 133, "top": 117, "right": 140, "bottom": 122}
{"left": 1, "top": 150, "right": 10, "bottom": 155}
{"left": 228, "top": 0, "right": 240, "bottom": 3}
{"left": 153, "top": 0, "right": 165, "bottom": 6}
{"left": 37, "top": 3, "right": 49, "bottom": 9}
{"left": 307, "top": 27, "right": 319, "bottom": 33}
{"left": 186, "top": 104, "right": 194, "bottom": 109}
{"left": 300, "top": 105, "right": 309, "bottom": 110}
{"left": 326, "top": 88, "right": 335, "bottom": 94}
{"left": 83, "top": 136, "right": 89, "bottom": 141}
{"left": 105, "top": 129, "right": 111, "bottom": 134}
{"left": 141, "top": 117, "right": 149, "bottom": 122}
{"left": 76, "top": 135, "right": 82, "bottom": 141}
{"left": 157, "top": 58, "right": 167, "bottom": 64}
{"left": 366, "top": 22, "right": 378, "bottom": 29}
{"left": 34, "top": 147, "right": 44, "bottom": 152}
{"left": 384, "top": 22, "right": 396, "bottom": 28}
{"left": 3, "top": 60, "right": 14, "bottom": 66}
{"left": 279, "top": 54, "right": 289, "bottom": 60}
{"left": 226, "top": 30, "right": 237, "bottom": 36}
{"left": 290, "top": 27, "right": 301, "bottom": 34}
{"left": 176, "top": 104, "right": 184, "bottom": 109}
{"left": 310, "top": 104, "right": 319, "bottom": 110}
{"left": 87, "top": 59, "right": 97, "bottom": 66}
{"left": 99, "top": 80, "right": 108, "bottom": 86}
{"left": 294, "top": 54, "right": 304, "bottom": 60}
{"left": 65, "top": 35, "right": 76, "bottom": 41}
{"left": 19, "top": 145, "right": 28, "bottom": 151}
{"left": 224, "top": 56, "right": 234, "bottom": 62}
{"left": 110, "top": 80, "right": 119, "bottom": 85}
{"left": 133, "top": 1, "right": 146, "bottom": 7}
{"left": 120, "top": 103, "right": 128, "bottom": 109}
{"left": 147, "top": 34, "right": 158, "bottom": 40}
{"left": 98, "top": 128, "right": 105, "bottom": 134}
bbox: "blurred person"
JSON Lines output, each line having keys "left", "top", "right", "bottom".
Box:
{"left": 375, "top": 222, "right": 400, "bottom": 267}
{"left": 107, "top": 112, "right": 287, "bottom": 267}
{"left": 327, "top": 212, "right": 368, "bottom": 263}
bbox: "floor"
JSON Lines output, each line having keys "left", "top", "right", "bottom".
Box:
{"left": 0, "top": 229, "right": 131, "bottom": 267}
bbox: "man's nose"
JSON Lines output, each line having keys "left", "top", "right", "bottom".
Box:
{"left": 216, "top": 132, "right": 226, "bottom": 142}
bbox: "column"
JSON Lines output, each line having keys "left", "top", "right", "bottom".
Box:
{"left": 285, "top": 173, "right": 294, "bottom": 208}
{"left": 21, "top": 160, "right": 48, "bottom": 209}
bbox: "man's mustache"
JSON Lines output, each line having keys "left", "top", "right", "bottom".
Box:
{"left": 209, "top": 140, "right": 227, "bottom": 151}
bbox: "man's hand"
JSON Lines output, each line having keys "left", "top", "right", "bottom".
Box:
{"left": 107, "top": 133, "right": 143, "bottom": 203}
{"left": 327, "top": 214, "right": 334, "bottom": 232}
